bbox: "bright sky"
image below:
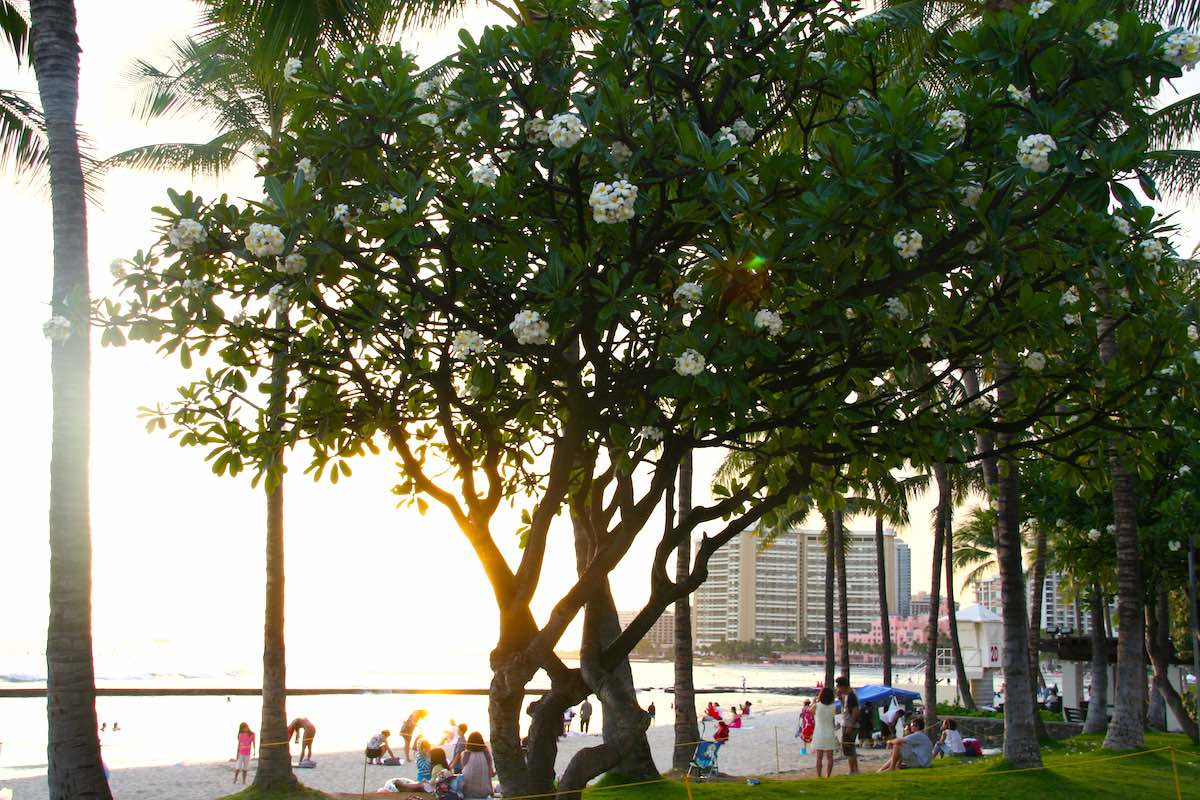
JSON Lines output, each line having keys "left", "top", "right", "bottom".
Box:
{"left": 2, "top": 2, "right": 1198, "bottom": 677}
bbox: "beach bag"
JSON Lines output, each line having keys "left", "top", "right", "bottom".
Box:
{"left": 962, "top": 737, "right": 983, "bottom": 757}
{"left": 433, "top": 770, "right": 463, "bottom": 800}
{"left": 382, "top": 757, "right": 402, "bottom": 766}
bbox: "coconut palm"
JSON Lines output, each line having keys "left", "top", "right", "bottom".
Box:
{"left": 672, "top": 451, "right": 699, "bottom": 772}
{"left": 1, "top": 0, "right": 49, "bottom": 179}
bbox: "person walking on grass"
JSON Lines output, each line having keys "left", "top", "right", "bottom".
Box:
{"left": 811, "top": 688, "right": 838, "bottom": 778}
{"left": 579, "top": 698, "right": 593, "bottom": 733}
{"left": 233, "top": 722, "right": 255, "bottom": 784}
{"left": 835, "top": 675, "right": 860, "bottom": 774}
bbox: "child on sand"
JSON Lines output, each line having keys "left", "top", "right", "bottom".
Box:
{"left": 795, "top": 699, "right": 815, "bottom": 756}
{"left": 233, "top": 722, "right": 255, "bottom": 784}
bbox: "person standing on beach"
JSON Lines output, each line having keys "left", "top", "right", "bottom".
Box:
{"left": 647, "top": 701, "right": 656, "bottom": 725}
{"left": 835, "top": 675, "right": 860, "bottom": 774}
{"left": 233, "top": 722, "right": 256, "bottom": 784}
{"left": 451, "top": 723, "right": 469, "bottom": 773}
{"left": 796, "top": 699, "right": 815, "bottom": 756}
{"left": 579, "top": 698, "right": 593, "bottom": 733}
{"left": 561, "top": 707, "right": 575, "bottom": 736}
{"left": 399, "top": 709, "right": 427, "bottom": 759}
{"left": 811, "top": 688, "right": 837, "bottom": 778}
{"left": 287, "top": 717, "right": 316, "bottom": 762}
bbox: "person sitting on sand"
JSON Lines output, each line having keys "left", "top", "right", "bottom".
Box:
{"left": 365, "top": 729, "right": 394, "bottom": 764}
{"left": 934, "top": 719, "right": 965, "bottom": 757}
{"left": 383, "top": 740, "right": 449, "bottom": 793}
{"left": 811, "top": 688, "right": 837, "bottom": 778}
{"left": 730, "top": 709, "right": 743, "bottom": 729}
{"left": 451, "top": 731, "right": 496, "bottom": 799}
{"left": 742, "top": 701, "right": 752, "bottom": 716}
{"left": 233, "top": 722, "right": 255, "bottom": 785}
{"left": 713, "top": 719, "right": 731, "bottom": 745}
{"left": 399, "top": 709, "right": 427, "bottom": 759}
{"left": 704, "top": 702, "right": 720, "bottom": 721}
{"left": 287, "top": 717, "right": 316, "bottom": 762}
{"left": 879, "top": 717, "right": 933, "bottom": 771}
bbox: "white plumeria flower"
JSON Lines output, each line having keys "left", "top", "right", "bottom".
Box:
{"left": 808, "top": 51, "right": 826, "bottom": 63}
{"left": 674, "top": 348, "right": 706, "bottom": 376}
{"left": 1028, "top": 0, "right": 1052, "bottom": 16}
{"left": 640, "top": 425, "right": 664, "bottom": 442}
{"left": 715, "top": 126, "right": 738, "bottom": 148}
{"left": 753, "top": 309, "right": 784, "bottom": 336}
{"left": 1169, "top": 540, "right": 1183, "bottom": 552}
{"left": 510, "top": 310, "right": 550, "bottom": 345}
{"left": 920, "top": 333, "right": 932, "bottom": 348}
{"left": 266, "top": 284, "right": 289, "bottom": 315}
{"left": 379, "top": 196, "right": 408, "bottom": 214}
{"left": 401, "top": 324, "right": 415, "bottom": 339}
{"left": 1163, "top": 30, "right": 1200, "bottom": 69}
{"left": 731, "top": 118, "right": 755, "bottom": 142}
{"left": 181, "top": 278, "right": 205, "bottom": 293}
{"left": 1105, "top": 524, "right": 1116, "bottom": 534}
{"left": 231, "top": 310, "right": 248, "bottom": 325}
{"left": 1139, "top": 239, "right": 1164, "bottom": 262}
{"left": 1064, "top": 312, "right": 1082, "bottom": 326}
{"left": 455, "top": 119, "right": 471, "bottom": 137}
{"left": 295, "top": 157, "right": 313, "bottom": 183}
{"left": 1025, "top": 351, "right": 1047, "bottom": 371}
{"left": 1060, "top": 288, "right": 1079, "bottom": 306}
{"left": 1087, "top": 528, "right": 1101, "bottom": 541}
{"left": 332, "top": 203, "right": 350, "bottom": 222}
{"left": 1087, "top": 19, "right": 1119, "bottom": 48}
{"left": 527, "top": 117, "right": 550, "bottom": 143}
{"left": 110, "top": 259, "right": 126, "bottom": 280}
{"left": 884, "top": 297, "right": 909, "bottom": 320}
{"left": 1179, "top": 464, "right": 1192, "bottom": 476}
{"left": 245, "top": 223, "right": 285, "bottom": 258}
{"left": 845, "top": 308, "right": 857, "bottom": 319}
{"left": 1008, "top": 84, "right": 1031, "bottom": 104}
{"left": 674, "top": 281, "right": 703, "bottom": 309}
{"left": 937, "top": 110, "right": 967, "bottom": 138}
{"left": 414, "top": 81, "right": 436, "bottom": 100}
{"left": 590, "top": 0, "right": 615, "bottom": 19}
{"left": 417, "top": 112, "right": 439, "bottom": 127}
{"left": 589, "top": 178, "right": 638, "bottom": 223}
{"left": 284, "top": 57, "right": 302, "bottom": 82}
{"left": 610, "top": 141, "right": 633, "bottom": 164}
{"left": 43, "top": 314, "right": 71, "bottom": 342}
{"left": 1016, "top": 133, "right": 1057, "bottom": 173}
{"left": 961, "top": 182, "right": 983, "bottom": 210}
{"left": 1111, "top": 216, "right": 1132, "bottom": 236}
{"left": 279, "top": 253, "right": 307, "bottom": 275}
{"left": 965, "top": 236, "right": 984, "bottom": 255}
{"left": 1055, "top": 519, "right": 1067, "bottom": 528}
{"left": 168, "top": 218, "right": 206, "bottom": 250}
{"left": 470, "top": 156, "right": 500, "bottom": 189}
{"left": 250, "top": 142, "right": 270, "bottom": 159}
{"left": 893, "top": 229, "right": 923, "bottom": 259}
{"left": 453, "top": 329, "right": 486, "bottom": 356}
{"left": 548, "top": 113, "right": 585, "bottom": 148}
{"left": 1188, "top": 323, "right": 1198, "bottom": 341}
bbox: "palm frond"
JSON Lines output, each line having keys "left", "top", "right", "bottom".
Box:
{"left": 0, "top": 0, "right": 30, "bottom": 64}
{"left": 1147, "top": 92, "right": 1200, "bottom": 151}
{"left": 0, "top": 88, "right": 47, "bottom": 178}
{"left": 1143, "top": 149, "right": 1200, "bottom": 203}
{"left": 1136, "top": 0, "right": 1200, "bottom": 28}
{"left": 101, "top": 133, "right": 248, "bottom": 178}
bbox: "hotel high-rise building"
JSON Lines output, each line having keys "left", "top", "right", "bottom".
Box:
{"left": 895, "top": 540, "right": 912, "bottom": 617}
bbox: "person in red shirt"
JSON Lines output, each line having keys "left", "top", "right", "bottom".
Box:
{"left": 714, "top": 720, "right": 730, "bottom": 745}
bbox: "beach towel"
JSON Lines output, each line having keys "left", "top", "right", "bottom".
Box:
{"left": 296, "top": 759, "right": 317, "bottom": 768}
{"left": 383, "top": 757, "right": 403, "bottom": 766}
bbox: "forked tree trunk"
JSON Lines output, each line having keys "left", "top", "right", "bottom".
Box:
{"left": 943, "top": 498, "right": 974, "bottom": 708}
{"left": 1146, "top": 589, "right": 1197, "bottom": 741}
{"left": 835, "top": 510, "right": 851, "bottom": 682}
{"left": 924, "top": 467, "right": 948, "bottom": 730}
{"left": 823, "top": 514, "right": 836, "bottom": 688}
{"left": 672, "top": 455, "right": 699, "bottom": 772}
{"left": 1083, "top": 583, "right": 1109, "bottom": 734}
{"left": 993, "top": 375, "right": 1041, "bottom": 767}
{"left": 875, "top": 514, "right": 893, "bottom": 686}
{"left": 1097, "top": 309, "right": 1146, "bottom": 751}
{"left": 31, "top": 1, "right": 113, "bottom": 797}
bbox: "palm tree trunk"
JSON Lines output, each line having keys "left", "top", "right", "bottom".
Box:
{"left": 1146, "top": 589, "right": 1198, "bottom": 741}
{"left": 924, "top": 467, "right": 948, "bottom": 730}
{"left": 31, "top": 2, "right": 112, "bottom": 797}
{"left": 835, "top": 510, "right": 851, "bottom": 682}
{"left": 1028, "top": 523, "right": 1048, "bottom": 693}
{"left": 993, "top": 375, "right": 1041, "bottom": 767}
{"left": 1097, "top": 309, "right": 1146, "bottom": 751}
{"left": 823, "top": 514, "right": 836, "bottom": 688}
{"left": 943, "top": 496, "right": 974, "bottom": 708}
{"left": 875, "top": 514, "right": 893, "bottom": 685}
{"left": 1083, "top": 582, "right": 1109, "bottom": 734}
{"left": 672, "top": 453, "right": 699, "bottom": 772}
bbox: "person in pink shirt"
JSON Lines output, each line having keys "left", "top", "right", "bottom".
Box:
{"left": 233, "top": 722, "right": 256, "bottom": 784}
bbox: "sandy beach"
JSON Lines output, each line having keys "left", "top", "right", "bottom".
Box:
{"left": 1, "top": 703, "right": 897, "bottom": 799}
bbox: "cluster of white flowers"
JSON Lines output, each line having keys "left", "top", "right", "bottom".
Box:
{"left": 181, "top": 278, "right": 205, "bottom": 293}
{"left": 731, "top": 118, "right": 755, "bottom": 142}
{"left": 414, "top": 81, "right": 436, "bottom": 100}
{"left": 808, "top": 51, "right": 826, "bottom": 63}
{"left": 266, "top": 284, "right": 289, "bottom": 315}
{"left": 1016, "top": 133, "right": 1057, "bottom": 173}
{"left": 1181, "top": 464, "right": 1193, "bottom": 476}
{"left": 110, "top": 259, "right": 126, "bottom": 280}
{"left": 589, "top": 178, "right": 638, "bottom": 223}
{"left": 332, "top": 203, "right": 351, "bottom": 222}
{"left": 1163, "top": 30, "right": 1200, "bottom": 69}
{"left": 1028, "top": 0, "right": 1053, "bottom": 17}
{"left": 453, "top": 329, "right": 486, "bottom": 356}
{"left": 455, "top": 119, "right": 472, "bottom": 137}
{"left": 919, "top": 333, "right": 933, "bottom": 349}
{"left": 893, "top": 229, "right": 923, "bottom": 259}
{"left": 245, "top": 223, "right": 285, "bottom": 258}
{"left": 884, "top": 297, "right": 909, "bottom": 320}
{"left": 1188, "top": 323, "right": 1199, "bottom": 341}
{"left": 1007, "top": 84, "right": 1031, "bottom": 104}
{"left": 378, "top": 195, "right": 407, "bottom": 214}
{"left": 674, "top": 281, "right": 703, "bottom": 309}
{"left": 590, "top": 0, "right": 615, "bottom": 19}
{"left": 527, "top": 117, "right": 550, "bottom": 142}
{"left": 230, "top": 310, "right": 248, "bottom": 325}
{"left": 845, "top": 308, "right": 858, "bottom": 319}
{"left": 284, "top": 57, "right": 302, "bottom": 82}
{"left": 279, "top": 253, "right": 306, "bottom": 275}
{"left": 639, "top": 425, "right": 664, "bottom": 442}
{"left": 1060, "top": 287, "right": 1079, "bottom": 306}
{"left": 675, "top": 348, "right": 706, "bottom": 376}
{"left": 548, "top": 113, "right": 585, "bottom": 148}
{"left": 43, "top": 315, "right": 71, "bottom": 342}
{"left": 1140, "top": 239, "right": 1165, "bottom": 262}
{"left": 1087, "top": 528, "right": 1101, "bottom": 541}
{"left": 168, "top": 218, "right": 206, "bottom": 250}
{"left": 965, "top": 236, "right": 984, "bottom": 255}
{"left": 610, "top": 141, "right": 633, "bottom": 164}
{"left": 1087, "top": 19, "right": 1119, "bottom": 47}
{"left": 1112, "top": 215, "right": 1132, "bottom": 236}
{"left": 1064, "top": 312, "right": 1082, "bottom": 326}
{"left": 470, "top": 156, "right": 499, "bottom": 189}
{"left": 753, "top": 309, "right": 784, "bottom": 336}
{"left": 417, "top": 112, "right": 439, "bottom": 127}
{"left": 250, "top": 142, "right": 270, "bottom": 159}
{"left": 1025, "top": 351, "right": 1047, "bottom": 371}
{"left": 296, "top": 157, "right": 313, "bottom": 183}
{"left": 510, "top": 310, "right": 550, "bottom": 345}
{"left": 844, "top": 94, "right": 868, "bottom": 117}
{"left": 1169, "top": 539, "right": 1183, "bottom": 552}
{"left": 937, "top": 109, "right": 967, "bottom": 138}
{"left": 715, "top": 126, "right": 738, "bottom": 147}
{"left": 961, "top": 182, "right": 983, "bottom": 210}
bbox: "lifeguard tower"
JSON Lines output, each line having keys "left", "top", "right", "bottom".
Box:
{"left": 945, "top": 604, "right": 1004, "bottom": 705}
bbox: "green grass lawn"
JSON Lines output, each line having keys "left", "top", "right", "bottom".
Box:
{"left": 935, "top": 702, "right": 1060, "bottom": 722}
{"left": 583, "top": 733, "right": 1200, "bottom": 800}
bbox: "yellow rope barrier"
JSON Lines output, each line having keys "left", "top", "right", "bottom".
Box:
{"left": 1169, "top": 747, "right": 1183, "bottom": 800}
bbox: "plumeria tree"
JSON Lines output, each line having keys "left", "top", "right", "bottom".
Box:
{"left": 103, "top": 0, "right": 1198, "bottom": 783}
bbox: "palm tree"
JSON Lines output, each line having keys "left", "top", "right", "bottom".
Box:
{"left": 939, "top": 472, "right": 975, "bottom": 709}
{"left": 923, "top": 465, "right": 949, "bottom": 731}
{"left": 865, "top": 474, "right": 927, "bottom": 686}
{"left": 1, "top": 0, "right": 49, "bottom": 179}
{"left": 29, "top": 2, "right": 111, "bottom": 797}
{"left": 1027, "top": 520, "right": 1048, "bottom": 692}
{"left": 833, "top": 509, "right": 851, "bottom": 682}
{"left": 823, "top": 512, "right": 836, "bottom": 688}
{"left": 1083, "top": 582, "right": 1109, "bottom": 734}
{"left": 671, "top": 451, "right": 699, "bottom": 772}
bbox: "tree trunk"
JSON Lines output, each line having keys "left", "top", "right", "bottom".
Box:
{"left": 875, "top": 514, "right": 893, "bottom": 686}
{"left": 1103, "top": 595, "right": 1114, "bottom": 640}
{"left": 672, "top": 454, "right": 699, "bottom": 772}
{"left": 489, "top": 639, "right": 544, "bottom": 796}
{"left": 1029, "top": 523, "right": 1047, "bottom": 692}
{"left": 943, "top": 494, "right": 974, "bottom": 709}
{"left": 924, "top": 467, "right": 948, "bottom": 730}
{"left": 1146, "top": 589, "right": 1197, "bottom": 741}
{"left": 993, "top": 375, "right": 1042, "bottom": 767}
{"left": 1097, "top": 309, "right": 1147, "bottom": 751}
{"left": 835, "top": 510, "right": 851, "bottom": 682}
{"left": 31, "top": 2, "right": 113, "bottom": 797}
{"left": 823, "top": 514, "right": 836, "bottom": 688}
{"left": 1083, "top": 583, "right": 1108, "bottom": 734}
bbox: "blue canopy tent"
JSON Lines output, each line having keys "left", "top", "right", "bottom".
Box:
{"left": 855, "top": 685, "right": 922, "bottom": 705}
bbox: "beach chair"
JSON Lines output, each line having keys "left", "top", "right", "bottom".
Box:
{"left": 687, "top": 740, "right": 721, "bottom": 779}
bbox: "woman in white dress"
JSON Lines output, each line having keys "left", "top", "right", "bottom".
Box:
{"left": 811, "top": 687, "right": 838, "bottom": 778}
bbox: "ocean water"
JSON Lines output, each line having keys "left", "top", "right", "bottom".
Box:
{"left": 0, "top": 655, "right": 874, "bottom": 778}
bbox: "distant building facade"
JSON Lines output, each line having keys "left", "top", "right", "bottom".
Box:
{"left": 970, "top": 572, "right": 1090, "bottom": 634}
{"left": 895, "top": 540, "right": 912, "bottom": 617}
{"left": 618, "top": 610, "right": 676, "bottom": 650}
{"left": 909, "top": 592, "right": 957, "bottom": 620}
{"left": 973, "top": 576, "right": 1003, "bottom": 615}
{"left": 849, "top": 614, "right": 950, "bottom": 655}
